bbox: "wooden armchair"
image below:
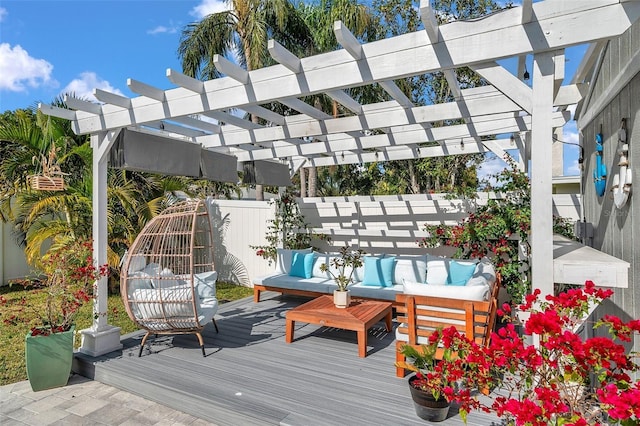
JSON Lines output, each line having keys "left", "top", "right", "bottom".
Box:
{"left": 395, "top": 284, "right": 499, "bottom": 377}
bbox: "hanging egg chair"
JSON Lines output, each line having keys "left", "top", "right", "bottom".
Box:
{"left": 121, "top": 199, "right": 219, "bottom": 357}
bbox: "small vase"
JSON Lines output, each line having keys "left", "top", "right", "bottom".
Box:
{"left": 333, "top": 290, "right": 351, "bottom": 308}
{"left": 25, "top": 327, "right": 75, "bottom": 392}
{"left": 408, "top": 375, "right": 450, "bottom": 422}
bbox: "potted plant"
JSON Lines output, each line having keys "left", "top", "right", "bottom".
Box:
{"left": 395, "top": 334, "right": 456, "bottom": 422}
{"left": 319, "top": 244, "right": 365, "bottom": 308}
{"left": 1, "top": 239, "right": 108, "bottom": 391}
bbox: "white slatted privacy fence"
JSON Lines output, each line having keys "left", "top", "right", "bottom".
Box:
{"left": 208, "top": 194, "right": 580, "bottom": 287}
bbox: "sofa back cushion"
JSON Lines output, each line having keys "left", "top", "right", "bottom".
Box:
{"left": 275, "top": 248, "right": 313, "bottom": 274}
{"left": 393, "top": 255, "right": 427, "bottom": 285}
{"left": 467, "top": 259, "right": 497, "bottom": 286}
{"left": 311, "top": 253, "right": 363, "bottom": 282}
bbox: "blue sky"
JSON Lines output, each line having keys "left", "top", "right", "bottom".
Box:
{"left": 0, "top": 0, "right": 582, "bottom": 178}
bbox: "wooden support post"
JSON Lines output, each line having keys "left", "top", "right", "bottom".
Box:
{"left": 530, "top": 52, "right": 555, "bottom": 299}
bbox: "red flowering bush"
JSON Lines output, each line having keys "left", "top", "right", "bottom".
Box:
{"left": 412, "top": 281, "right": 640, "bottom": 425}
{"left": 419, "top": 157, "right": 578, "bottom": 304}
{"left": 1, "top": 239, "right": 109, "bottom": 336}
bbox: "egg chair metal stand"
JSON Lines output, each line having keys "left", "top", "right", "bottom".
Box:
{"left": 120, "top": 199, "right": 219, "bottom": 357}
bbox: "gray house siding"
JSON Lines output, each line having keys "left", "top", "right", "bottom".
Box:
{"left": 579, "top": 20, "right": 640, "bottom": 354}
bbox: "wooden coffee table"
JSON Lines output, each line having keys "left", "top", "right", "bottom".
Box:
{"left": 285, "top": 295, "right": 393, "bottom": 357}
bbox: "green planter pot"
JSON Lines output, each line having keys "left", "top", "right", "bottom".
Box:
{"left": 25, "top": 326, "right": 74, "bottom": 392}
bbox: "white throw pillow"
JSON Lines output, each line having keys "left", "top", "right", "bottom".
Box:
{"left": 128, "top": 271, "right": 152, "bottom": 289}
{"left": 151, "top": 267, "right": 185, "bottom": 289}
{"left": 143, "top": 262, "right": 161, "bottom": 277}
{"left": 127, "top": 255, "right": 147, "bottom": 273}
{"left": 194, "top": 271, "right": 218, "bottom": 299}
{"left": 275, "top": 248, "right": 313, "bottom": 274}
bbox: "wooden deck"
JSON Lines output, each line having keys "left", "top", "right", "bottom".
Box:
{"left": 74, "top": 292, "right": 503, "bottom": 426}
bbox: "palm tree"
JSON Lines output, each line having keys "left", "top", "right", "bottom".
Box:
{"left": 178, "top": 0, "right": 313, "bottom": 200}
{"left": 296, "top": 0, "right": 377, "bottom": 196}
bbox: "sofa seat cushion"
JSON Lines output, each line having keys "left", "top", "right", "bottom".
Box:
{"left": 348, "top": 282, "right": 402, "bottom": 301}
{"left": 256, "top": 273, "right": 336, "bottom": 294}
{"left": 403, "top": 279, "right": 490, "bottom": 301}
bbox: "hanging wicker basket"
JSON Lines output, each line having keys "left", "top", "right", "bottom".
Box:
{"left": 28, "top": 174, "right": 65, "bottom": 191}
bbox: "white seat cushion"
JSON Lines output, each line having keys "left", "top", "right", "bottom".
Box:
{"left": 402, "top": 279, "right": 490, "bottom": 301}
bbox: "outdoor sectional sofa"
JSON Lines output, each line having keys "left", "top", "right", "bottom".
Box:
{"left": 253, "top": 248, "right": 499, "bottom": 308}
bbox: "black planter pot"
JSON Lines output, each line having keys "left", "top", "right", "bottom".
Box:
{"left": 408, "top": 375, "right": 451, "bottom": 422}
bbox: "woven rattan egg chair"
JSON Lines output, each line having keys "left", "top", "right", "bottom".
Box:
{"left": 121, "top": 199, "right": 219, "bottom": 357}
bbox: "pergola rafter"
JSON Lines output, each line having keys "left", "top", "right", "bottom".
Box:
{"left": 40, "top": 0, "right": 638, "bottom": 171}
{"left": 38, "top": 0, "right": 640, "bottom": 357}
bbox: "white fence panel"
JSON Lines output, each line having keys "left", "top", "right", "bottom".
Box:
{"left": 1, "top": 222, "right": 30, "bottom": 286}
{"left": 209, "top": 193, "right": 580, "bottom": 286}
{"left": 207, "top": 199, "right": 274, "bottom": 287}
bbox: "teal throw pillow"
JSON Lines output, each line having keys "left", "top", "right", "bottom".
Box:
{"left": 447, "top": 260, "right": 476, "bottom": 286}
{"left": 362, "top": 256, "right": 396, "bottom": 287}
{"left": 290, "top": 252, "right": 314, "bottom": 279}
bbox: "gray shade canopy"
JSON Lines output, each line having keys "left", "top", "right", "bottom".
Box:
{"left": 242, "top": 160, "right": 291, "bottom": 186}
{"left": 110, "top": 128, "right": 201, "bottom": 177}
{"left": 110, "top": 129, "right": 239, "bottom": 182}
{"left": 200, "top": 149, "right": 238, "bottom": 183}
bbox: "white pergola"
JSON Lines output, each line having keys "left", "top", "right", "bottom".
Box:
{"left": 41, "top": 0, "right": 640, "bottom": 356}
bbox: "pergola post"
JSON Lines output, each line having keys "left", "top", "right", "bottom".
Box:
{"left": 530, "top": 52, "right": 556, "bottom": 298}
{"left": 78, "top": 132, "right": 122, "bottom": 357}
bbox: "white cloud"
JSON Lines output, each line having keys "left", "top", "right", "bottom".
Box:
{"left": 476, "top": 153, "right": 509, "bottom": 187}
{"left": 562, "top": 125, "right": 579, "bottom": 145}
{"left": 0, "top": 7, "right": 7, "bottom": 22}
{"left": 566, "top": 157, "right": 581, "bottom": 176}
{"left": 190, "top": 0, "right": 231, "bottom": 20}
{"left": 147, "top": 25, "right": 178, "bottom": 35}
{"left": 0, "top": 43, "right": 56, "bottom": 92}
{"left": 61, "top": 72, "right": 123, "bottom": 103}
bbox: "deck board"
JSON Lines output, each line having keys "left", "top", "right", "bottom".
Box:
{"left": 75, "top": 293, "right": 504, "bottom": 426}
